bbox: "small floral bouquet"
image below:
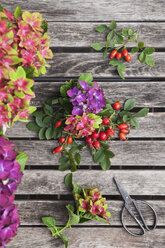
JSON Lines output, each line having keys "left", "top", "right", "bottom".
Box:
{"left": 0, "top": 5, "right": 53, "bottom": 133}
{"left": 27, "top": 73, "right": 149, "bottom": 171}
{"left": 42, "top": 173, "right": 111, "bottom": 248}
{"left": 0, "top": 135, "right": 28, "bottom": 247}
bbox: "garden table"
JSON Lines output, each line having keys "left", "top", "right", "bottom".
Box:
{"left": 2, "top": 0, "right": 165, "bottom": 247}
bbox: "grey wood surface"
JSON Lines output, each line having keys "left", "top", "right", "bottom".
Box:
{"left": 16, "top": 200, "right": 165, "bottom": 226}
{"left": 2, "top": 0, "right": 165, "bottom": 21}
{"left": 8, "top": 228, "right": 165, "bottom": 248}
{"left": 17, "top": 170, "right": 165, "bottom": 195}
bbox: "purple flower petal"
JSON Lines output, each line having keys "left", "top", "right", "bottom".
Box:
{"left": 79, "top": 81, "right": 89, "bottom": 91}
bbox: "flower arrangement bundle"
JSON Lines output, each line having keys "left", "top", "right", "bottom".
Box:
{"left": 0, "top": 135, "right": 28, "bottom": 247}
{"left": 42, "top": 173, "right": 111, "bottom": 248}
{"left": 27, "top": 73, "right": 149, "bottom": 171}
{"left": 0, "top": 5, "right": 53, "bottom": 133}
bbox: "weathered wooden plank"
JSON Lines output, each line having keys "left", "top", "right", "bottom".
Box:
{"left": 12, "top": 140, "right": 165, "bottom": 166}
{"left": 46, "top": 52, "right": 165, "bottom": 78}
{"left": 2, "top": 0, "right": 165, "bottom": 21}
{"left": 6, "top": 113, "right": 165, "bottom": 138}
{"left": 16, "top": 200, "right": 165, "bottom": 226}
{"left": 17, "top": 170, "right": 165, "bottom": 195}
{"left": 48, "top": 22, "right": 165, "bottom": 48}
{"left": 8, "top": 227, "right": 165, "bottom": 248}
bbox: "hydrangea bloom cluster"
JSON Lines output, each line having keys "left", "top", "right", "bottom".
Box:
{"left": 75, "top": 187, "right": 111, "bottom": 220}
{"left": 64, "top": 113, "right": 96, "bottom": 138}
{"left": 0, "top": 136, "right": 23, "bottom": 247}
{"left": 67, "top": 81, "right": 106, "bottom": 116}
{"left": 0, "top": 6, "right": 53, "bottom": 130}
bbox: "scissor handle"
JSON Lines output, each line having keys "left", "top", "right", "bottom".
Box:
{"left": 121, "top": 200, "right": 157, "bottom": 237}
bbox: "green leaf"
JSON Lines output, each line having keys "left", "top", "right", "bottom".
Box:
{"left": 104, "top": 150, "right": 115, "bottom": 158}
{"left": 14, "top": 90, "right": 25, "bottom": 99}
{"left": 83, "top": 212, "right": 109, "bottom": 223}
{"left": 134, "top": 108, "right": 149, "bottom": 117}
{"left": 128, "top": 29, "right": 133, "bottom": 35}
{"left": 35, "top": 117, "right": 45, "bottom": 127}
{"left": 117, "top": 67, "right": 125, "bottom": 80}
{"left": 107, "top": 30, "right": 115, "bottom": 40}
{"left": 138, "top": 42, "right": 144, "bottom": 49}
{"left": 60, "top": 85, "right": 70, "bottom": 98}
{"left": 68, "top": 152, "right": 77, "bottom": 172}
{"left": 59, "top": 163, "right": 71, "bottom": 171}
{"left": 42, "top": 217, "right": 56, "bottom": 228}
{"left": 130, "top": 117, "right": 139, "bottom": 129}
{"left": 70, "top": 146, "right": 79, "bottom": 154}
{"left": 43, "top": 116, "right": 53, "bottom": 125}
{"left": 122, "top": 28, "right": 128, "bottom": 36}
{"left": 143, "top": 47, "right": 155, "bottom": 55}
{"left": 91, "top": 42, "right": 104, "bottom": 51}
{"left": 94, "top": 148, "right": 105, "bottom": 163}
{"left": 106, "top": 39, "right": 110, "bottom": 47}
{"left": 118, "top": 62, "right": 126, "bottom": 71}
{"left": 64, "top": 173, "right": 73, "bottom": 188}
{"left": 131, "top": 47, "right": 139, "bottom": 53}
{"left": 39, "top": 127, "right": 47, "bottom": 140}
{"left": 14, "top": 6, "right": 22, "bottom": 20}
{"left": 0, "top": 4, "right": 3, "bottom": 11}
{"left": 109, "top": 21, "right": 117, "bottom": 30}
{"left": 17, "top": 66, "right": 26, "bottom": 79}
{"left": 44, "top": 105, "right": 53, "bottom": 115}
{"left": 103, "top": 48, "right": 108, "bottom": 58}
{"left": 28, "top": 106, "right": 37, "bottom": 114}
{"left": 100, "top": 141, "right": 109, "bottom": 150}
{"left": 16, "top": 151, "right": 28, "bottom": 171}
{"left": 100, "top": 156, "right": 111, "bottom": 170}
{"left": 124, "top": 98, "right": 136, "bottom": 111}
{"left": 26, "top": 122, "right": 40, "bottom": 132}
{"left": 45, "top": 127, "right": 54, "bottom": 139}
{"left": 116, "top": 35, "right": 124, "bottom": 43}
{"left": 145, "top": 55, "right": 154, "bottom": 67}
{"left": 75, "top": 153, "right": 81, "bottom": 166}
{"left": 41, "top": 19, "right": 48, "bottom": 33}
{"left": 66, "top": 205, "right": 80, "bottom": 225}
{"left": 33, "top": 111, "right": 45, "bottom": 118}
{"left": 52, "top": 99, "right": 59, "bottom": 105}
{"left": 72, "top": 183, "right": 82, "bottom": 195}
{"left": 78, "top": 73, "right": 93, "bottom": 83}
{"left": 96, "top": 24, "right": 107, "bottom": 32}
{"left": 139, "top": 51, "right": 146, "bottom": 63}
{"left": 59, "top": 234, "right": 68, "bottom": 248}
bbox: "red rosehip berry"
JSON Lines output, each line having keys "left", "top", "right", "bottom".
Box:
{"left": 92, "top": 130, "right": 100, "bottom": 139}
{"left": 53, "top": 145, "right": 63, "bottom": 154}
{"left": 119, "top": 132, "right": 127, "bottom": 141}
{"left": 93, "top": 140, "right": 101, "bottom": 149}
{"left": 118, "top": 123, "right": 129, "bottom": 130}
{"left": 110, "top": 50, "right": 117, "bottom": 59}
{"left": 116, "top": 52, "right": 122, "bottom": 60}
{"left": 125, "top": 54, "right": 131, "bottom": 62}
{"left": 122, "top": 49, "right": 128, "bottom": 57}
{"left": 102, "top": 117, "right": 110, "bottom": 126}
{"left": 86, "top": 136, "right": 93, "bottom": 146}
{"left": 120, "top": 128, "right": 129, "bottom": 134}
{"left": 55, "top": 120, "right": 62, "bottom": 128}
{"left": 59, "top": 137, "right": 65, "bottom": 143}
{"left": 67, "top": 136, "right": 73, "bottom": 144}
{"left": 99, "top": 132, "right": 107, "bottom": 141}
{"left": 107, "top": 128, "right": 115, "bottom": 136}
{"left": 113, "top": 101, "right": 121, "bottom": 111}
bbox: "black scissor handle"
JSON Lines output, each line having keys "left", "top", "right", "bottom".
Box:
{"left": 121, "top": 200, "right": 157, "bottom": 237}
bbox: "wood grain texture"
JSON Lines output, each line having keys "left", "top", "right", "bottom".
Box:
{"left": 17, "top": 170, "right": 165, "bottom": 195}
{"left": 2, "top": 0, "right": 165, "bottom": 21}
{"left": 16, "top": 200, "right": 165, "bottom": 226}
{"left": 12, "top": 140, "right": 165, "bottom": 166}
{"left": 8, "top": 227, "right": 165, "bottom": 248}
{"left": 48, "top": 22, "right": 165, "bottom": 48}
{"left": 46, "top": 52, "right": 165, "bottom": 78}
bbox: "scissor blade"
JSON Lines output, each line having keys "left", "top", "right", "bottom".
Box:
{"left": 113, "top": 177, "right": 132, "bottom": 204}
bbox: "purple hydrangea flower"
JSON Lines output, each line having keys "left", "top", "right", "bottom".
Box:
{"left": 67, "top": 81, "right": 106, "bottom": 116}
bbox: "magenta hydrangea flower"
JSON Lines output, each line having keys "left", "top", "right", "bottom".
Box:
{"left": 67, "top": 81, "right": 106, "bottom": 116}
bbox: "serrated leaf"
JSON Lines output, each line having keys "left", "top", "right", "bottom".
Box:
{"left": 42, "top": 217, "right": 56, "bottom": 228}
{"left": 139, "top": 51, "right": 146, "bottom": 63}
{"left": 107, "top": 30, "right": 115, "bottom": 40}
{"left": 33, "top": 111, "right": 45, "bottom": 118}
{"left": 94, "top": 148, "right": 105, "bottom": 163}
{"left": 91, "top": 42, "right": 104, "bottom": 51}
{"left": 103, "top": 48, "right": 108, "bottom": 58}
{"left": 122, "top": 28, "right": 128, "bottom": 36}
{"left": 66, "top": 205, "right": 80, "bottom": 225}
{"left": 118, "top": 62, "right": 126, "bottom": 71}
{"left": 44, "top": 105, "right": 53, "bottom": 115}
{"left": 64, "top": 173, "right": 73, "bottom": 188}
{"left": 75, "top": 153, "right": 81, "bottom": 166}
{"left": 138, "top": 42, "right": 144, "bottom": 49}
{"left": 100, "top": 141, "right": 109, "bottom": 150}
{"left": 59, "top": 234, "right": 68, "bottom": 248}
{"left": 130, "top": 117, "right": 139, "bottom": 129}
{"left": 109, "top": 21, "right": 117, "bottom": 30}
{"left": 96, "top": 24, "right": 107, "bottom": 32}
{"left": 39, "top": 127, "right": 47, "bottom": 140}
{"left": 45, "top": 127, "right": 54, "bottom": 139}
{"left": 124, "top": 98, "right": 136, "bottom": 110}
{"left": 59, "top": 163, "right": 71, "bottom": 171}
{"left": 134, "top": 108, "right": 149, "bottom": 117}
{"left": 43, "top": 116, "right": 53, "bottom": 125}
{"left": 117, "top": 67, "right": 125, "bottom": 80}
{"left": 78, "top": 73, "right": 93, "bottom": 83}
{"left": 116, "top": 35, "right": 124, "bottom": 43}
{"left": 36, "top": 117, "right": 45, "bottom": 127}
{"left": 16, "top": 151, "right": 28, "bottom": 171}
{"left": 143, "top": 47, "right": 155, "bottom": 55}
{"left": 69, "top": 152, "right": 77, "bottom": 172}
{"left": 26, "top": 122, "right": 40, "bottom": 132}
{"left": 131, "top": 47, "right": 139, "bottom": 53}
{"left": 104, "top": 150, "right": 115, "bottom": 158}
{"left": 145, "top": 55, "right": 154, "bottom": 67}
{"left": 100, "top": 156, "right": 111, "bottom": 170}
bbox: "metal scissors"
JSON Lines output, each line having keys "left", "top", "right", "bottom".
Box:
{"left": 113, "top": 177, "right": 157, "bottom": 237}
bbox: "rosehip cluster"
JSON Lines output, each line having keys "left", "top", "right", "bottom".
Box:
{"left": 110, "top": 49, "right": 131, "bottom": 62}
{"left": 118, "top": 123, "right": 130, "bottom": 141}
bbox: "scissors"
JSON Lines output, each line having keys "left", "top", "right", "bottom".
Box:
{"left": 113, "top": 177, "right": 157, "bottom": 237}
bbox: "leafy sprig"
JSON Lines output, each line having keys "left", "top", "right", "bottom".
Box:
{"left": 91, "top": 21, "right": 155, "bottom": 79}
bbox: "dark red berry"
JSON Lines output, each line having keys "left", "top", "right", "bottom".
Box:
{"left": 92, "top": 140, "right": 101, "bottom": 149}
{"left": 125, "top": 54, "right": 131, "bottom": 62}
{"left": 120, "top": 128, "right": 129, "bottom": 134}
{"left": 118, "top": 123, "right": 129, "bottom": 130}
{"left": 92, "top": 130, "right": 100, "bottom": 139}
{"left": 107, "top": 128, "right": 115, "bottom": 136}
{"left": 99, "top": 132, "right": 107, "bottom": 141}
{"left": 110, "top": 50, "right": 117, "bottom": 59}
{"left": 122, "top": 49, "right": 128, "bottom": 57}
{"left": 55, "top": 120, "right": 62, "bottom": 128}
{"left": 86, "top": 136, "right": 93, "bottom": 146}
{"left": 67, "top": 136, "right": 73, "bottom": 144}
{"left": 119, "top": 132, "right": 127, "bottom": 141}
{"left": 116, "top": 52, "right": 122, "bottom": 60}
{"left": 102, "top": 117, "right": 110, "bottom": 126}
{"left": 113, "top": 101, "right": 121, "bottom": 111}
{"left": 59, "top": 137, "right": 65, "bottom": 143}
{"left": 53, "top": 145, "right": 63, "bottom": 154}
